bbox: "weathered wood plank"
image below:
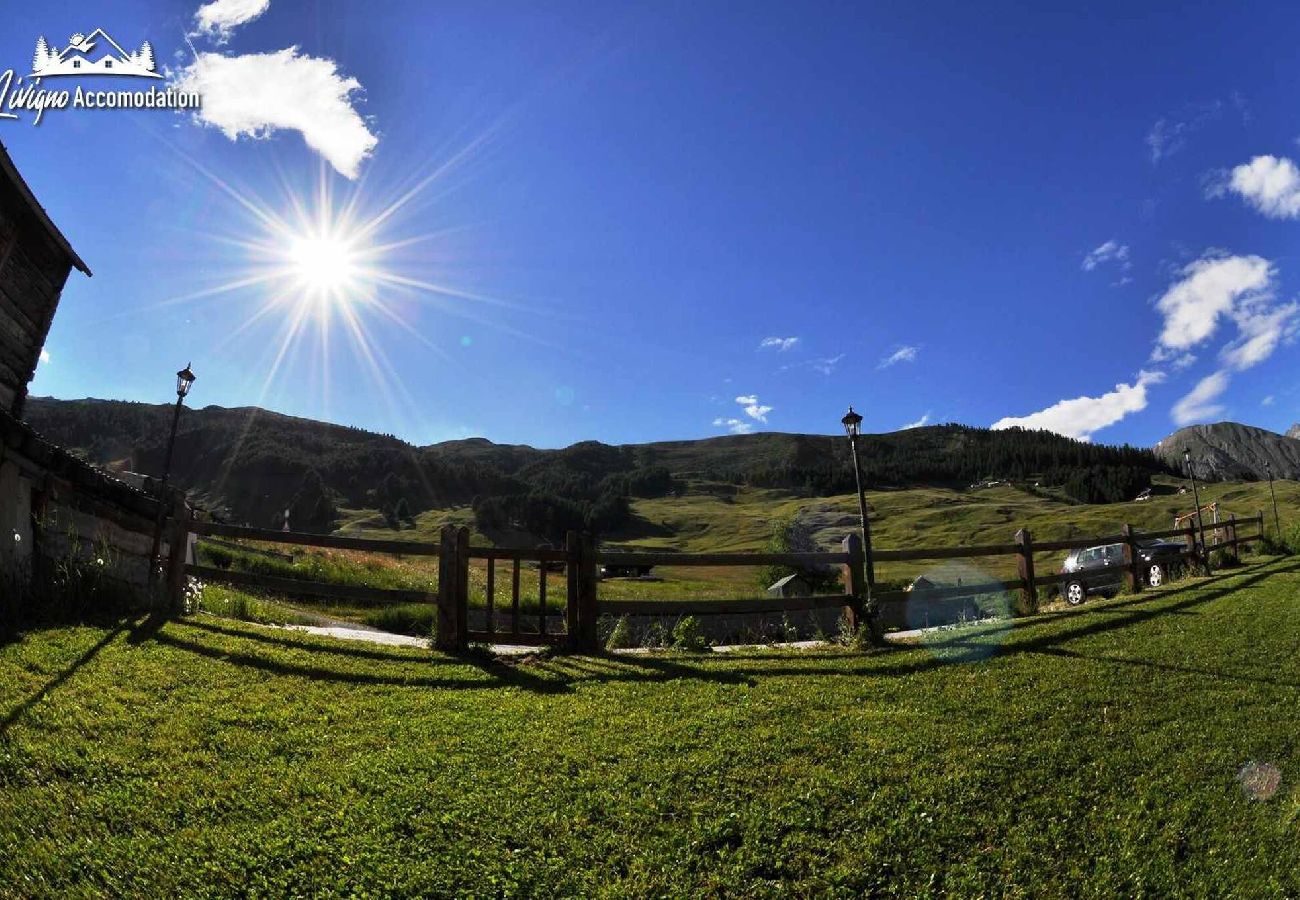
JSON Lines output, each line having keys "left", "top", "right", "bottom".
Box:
{"left": 468, "top": 545, "right": 572, "bottom": 563}
{"left": 189, "top": 520, "right": 440, "bottom": 555}
{"left": 873, "top": 543, "right": 1021, "bottom": 561}
{"left": 597, "top": 551, "right": 850, "bottom": 567}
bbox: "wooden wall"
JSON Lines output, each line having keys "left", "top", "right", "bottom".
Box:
{"left": 0, "top": 166, "right": 75, "bottom": 418}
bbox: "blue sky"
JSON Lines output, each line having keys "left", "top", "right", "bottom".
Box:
{"left": 3, "top": 0, "right": 1299, "bottom": 448}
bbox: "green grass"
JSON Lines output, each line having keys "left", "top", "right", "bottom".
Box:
{"left": 4, "top": 557, "right": 1300, "bottom": 894}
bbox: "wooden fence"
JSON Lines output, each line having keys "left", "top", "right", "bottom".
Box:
{"left": 165, "top": 510, "right": 1268, "bottom": 652}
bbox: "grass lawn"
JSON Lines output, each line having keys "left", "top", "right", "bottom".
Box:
{"left": 5, "top": 557, "right": 1300, "bottom": 895}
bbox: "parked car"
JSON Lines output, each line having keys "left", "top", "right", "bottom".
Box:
{"left": 1059, "top": 539, "right": 1185, "bottom": 605}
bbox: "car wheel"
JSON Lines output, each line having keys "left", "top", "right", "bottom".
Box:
{"left": 1147, "top": 563, "right": 1165, "bottom": 588}
{"left": 1065, "top": 580, "right": 1086, "bottom": 606}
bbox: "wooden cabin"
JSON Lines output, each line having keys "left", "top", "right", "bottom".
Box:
{"left": 0, "top": 140, "right": 92, "bottom": 416}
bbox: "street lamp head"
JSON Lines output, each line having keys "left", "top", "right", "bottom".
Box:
{"left": 176, "top": 363, "right": 196, "bottom": 399}
{"left": 841, "top": 405, "right": 863, "bottom": 439}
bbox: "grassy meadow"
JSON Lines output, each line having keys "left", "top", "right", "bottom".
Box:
{"left": 3, "top": 556, "right": 1300, "bottom": 894}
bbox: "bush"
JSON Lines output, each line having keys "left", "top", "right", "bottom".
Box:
{"left": 1209, "top": 548, "right": 1241, "bottom": 570}
{"left": 671, "top": 616, "right": 709, "bottom": 652}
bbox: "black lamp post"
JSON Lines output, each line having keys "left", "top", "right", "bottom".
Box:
{"left": 841, "top": 405, "right": 875, "bottom": 591}
{"left": 1184, "top": 448, "right": 1207, "bottom": 561}
{"left": 149, "top": 363, "right": 196, "bottom": 581}
{"left": 1265, "top": 461, "right": 1282, "bottom": 541}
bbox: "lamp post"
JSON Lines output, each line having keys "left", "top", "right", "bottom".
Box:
{"left": 841, "top": 406, "right": 876, "bottom": 593}
{"left": 149, "top": 363, "right": 196, "bottom": 582}
{"left": 1265, "top": 461, "right": 1282, "bottom": 541}
{"left": 1184, "top": 448, "right": 1208, "bottom": 563}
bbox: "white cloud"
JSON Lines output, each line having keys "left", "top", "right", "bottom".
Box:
{"left": 1225, "top": 155, "right": 1300, "bottom": 219}
{"left": 1082, "top": 240, "right": 1131, "bottom": 273}
{"left": 192, "top": 0, "right": 271, "bottom": 42}
{"left": 734, "top": 394, "right": 772, "bottom": 423}
{"left": 781, "top": 353, "right": 844, "bottom": 376}
{"left": 38, "top": 349, "right": 50, "bottom": 365}
{"left": 759, "top": 336, "right": 799, "bottom": 352}
{"left": 901, "top": 412, "right": 931, "bottom": 430}
{"left": 991, "top": 371, "right": 1164, "bottom": 442}
{"left": 1220, "top": 300, "right": 1300, "bottom": 371}
{"left": 1172, "top": 370, "right": 1231, "bottom": 425}
{"left": 878, "top": 345, "right": 919, "bottom": 368}
{"left": 1262, "top": 395, "right": 1275, "bottom": 406}
{"left": 713, "top": 417, "right": 754, "bottom": 435}
{"left": 1151, "top": 254, "right": 1273, "bottom": 356}
{"left": 173, "top": 48, "right": 378, "bottom": 179}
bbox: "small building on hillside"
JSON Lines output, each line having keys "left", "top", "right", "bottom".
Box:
{"left": 766, "top": 573, "right": 812, "bottom": 598}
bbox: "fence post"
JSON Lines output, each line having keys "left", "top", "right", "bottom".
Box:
{"left": 1122, "top": 523, "right": 1141, "bottom": 594}
{"left": 1227, "top": 513, "right": 1237, "bottom": 554}
{"left": 455, "top": 527, "right": 470, "bottom": 647}
{"left": 1015, "top": 527, "right": 1037, "bottom": 613}
{"left": 579, "top": 532, "right": 599, "bottom": 652}
{"left": 434, "top": 525, "right": 460, "bottom": 652}
{"left": 842, "top": 533, "right": 865, "bottom": 634}
{"left": 566, "top": 531, "right": 581, "bottom": 650}
{"left": 1183, "top": 523, "right": 1201, "bottom": 574}
{"left": 164, "top": 490, "right": 190, "bottom": 614}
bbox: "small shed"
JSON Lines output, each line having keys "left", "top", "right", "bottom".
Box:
{"left": 766, "top": 573, "right": 812, "bottom": 598}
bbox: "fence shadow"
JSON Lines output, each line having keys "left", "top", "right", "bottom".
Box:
{"left": 0, "top": 618, "right": 132, "bottom": 737}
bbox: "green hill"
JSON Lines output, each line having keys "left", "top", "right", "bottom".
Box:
{"left": 24, "top": 397, "right": 1180, "bottom": 544}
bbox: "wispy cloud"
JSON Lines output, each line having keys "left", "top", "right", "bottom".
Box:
{"left": 901, "top": 412, "right": 931, "bottom": 430}
{"left": 991, "top": 371, "right": 1164, "bottom": 442}
{"left": 1172, "top": 370, "right": 1230, "bottom": 425}
{"left": 781, "top": 353, "right": 844, "bottom": 376}
{"left": 758, "top": 336, "right": 799, "bottom": 352}
{"left": 878, "top": 345, "right": 919, "bottom": 369}
{"left": 1147, "top": 96, "right": 1246, "bottom": 164}
{"left": 1082, "top": 240, "right": 1131, "bottom": 273}
{"left": 1262, "top": 395, "right": 1276, "bottom": 407}
{"left": 38, "top": 349, "right": 50, "bottom": 366}
{"left": 191, "top": 0, "right": 271, "bottom": 43}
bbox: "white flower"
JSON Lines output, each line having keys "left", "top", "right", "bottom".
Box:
{"left": 12, "top": 531, "right": 20, "bottom": 543}
{"left": 96, "top": 558, "right": 104, "bottom": 566}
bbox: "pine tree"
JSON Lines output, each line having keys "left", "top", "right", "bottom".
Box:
{"left": 136, "top": 41, "right": 155, "bottom": 72}
{"left": 33, "top": 36, "right": 49, "bottom": 73}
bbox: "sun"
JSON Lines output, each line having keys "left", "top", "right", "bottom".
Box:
{"left": 287, "top": 232, "right": 360, "bottom": 296}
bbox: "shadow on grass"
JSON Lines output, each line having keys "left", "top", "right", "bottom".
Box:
{"left": 0, "top": 618, "right": 134, "bottom": 737}
{"left": 21, "top": 559, "right": 1284, "bottom": 707}
{"left": 153, "top": 619, "right": 760, "bottom": 694}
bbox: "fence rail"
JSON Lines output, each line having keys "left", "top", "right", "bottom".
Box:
{"left": 164, "top": 509, "right": 1268, "bottom": 652}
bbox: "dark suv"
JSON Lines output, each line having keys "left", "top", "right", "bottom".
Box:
{"left": 1059, "top": 539, "right": 1185, "bottom": 605}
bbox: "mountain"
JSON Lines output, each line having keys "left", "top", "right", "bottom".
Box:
{"left": 1154, "top": 422, "right": 1300, "bottom": 481}
{"left": 1289, "top": 424, "right": 1300, "bottom": 440}
{"left": 23, "top": 397, "right": 1173, "bottom": 537}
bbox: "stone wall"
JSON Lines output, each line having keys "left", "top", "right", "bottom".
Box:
{"left": 0, "top": 408, "right": 181, "bottom": 606}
